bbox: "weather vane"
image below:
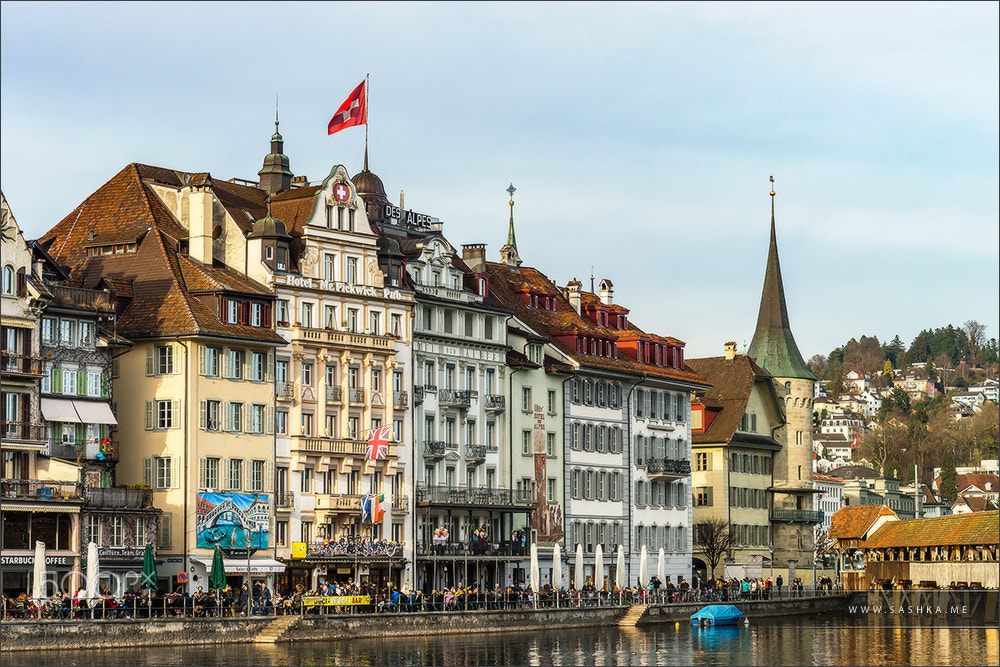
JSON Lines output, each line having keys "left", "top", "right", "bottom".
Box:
{"left": 770, "top": 174, "right": 775, "bottom": 197}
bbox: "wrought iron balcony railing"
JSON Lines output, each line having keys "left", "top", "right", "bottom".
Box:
{"left": 326, "top": 386, "right": 343, "bottom": 403}
{"left": 1, "top": 421, "right": 46, "bottom": 443}
{"left": 1, "top": 479, "right": 83, "bottom": 501}
{"left": 413, "top": 386, "right": 425, "bottom": 404}
{"left": 84, "top": 486, "right": 153, "bottom": 508}
{"left": 276, "top": 382, "right": 295, "bottom": 400}
{"left": 464, "top": 444, "right": 487, "bottom": 461}
{"left": 769, "top": 509, "right": 824, "bottom": 523}
{"left": 393, "top": 391, "right": 408, "bottom": 409}
{"left": 415, "top": 485, "right": 535, "bottom": 507}
{"left": 644, "top": 458, "right": 691, "bottom": 477}
{"left": 424, "top": 441, "right": 446, "bottom": 458}
{"left": 483, "top": 395, "right": 506, "bottom": 412}
{"left": 1, "top": 353, "right": 44, "bottom": 376}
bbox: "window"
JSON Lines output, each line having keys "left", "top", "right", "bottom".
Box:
{"left": 276, "top": 299, "right": 289, "bottom": 325}
{"left": 547, "top": 390, "right": 557, "bottom": 414}
{"left": 522, "top": 387, "right": 531, "bottom": 412}
{"left": 301, "top": 412, "right": 314, "bottom": 436}
{"left": 227, "top": 349, "right": 244, "bottom": 380}
{"left": 228, "top": 402, "right": 243, "bottom": 432}
{"left": 484, "top": 317, "right": 494, "bottom": 340}
{"left": 347, "top": 308, "right": 358, "bottom": 333}
{"left": 78, "top": 321, "right": 94, "bottom": 347}
{"left": 547, "top": 478, "right": 556, "bottom": 503}
{"left": 275, "top": 409, "right": 288, "bottom": 435}
{"left": 145, "top": 400, "right": 179, "bottom": 430}
{"left": 696, "top": 452, "right": 710, "bottom": 471}
{"left": 87, "top": 372, "right": 101, "bottom": 397}
{"left": 371, "top": 368, "right": 381, "bottom": 392}
{"left": 201, "top": 399, "right": 221, "bottom": 431}
{"left": 202, "top": 457, "right": 220, "bottom": 490}
{"left": 369, "top": 311, "right": 381, "bottom": 335}
{"left": 324, "top": 305, "right": 337, "bottom": 329}
{"left": 323, "top": 253, "right": 336, "bottom": 281}
{"left": 155, "top": 345, "right": 173, "bottom": 375}
{"left": 346, "top": 257, "right": 358, "bottom": 284}
{"left": 300, "top": 467, "right": 313, "bottom": 493}
{"left": 696, "top": 486, "right": 713, "bottom": 506}
{"left": 250, "top": 303, "right": 263, "bottom": 327}
{"left": 300, "top": 302, "right": 313, "bottom": 328}
{"left": 522, "top": 430, "right": 531, "bottom": 456}
{"left": 1, "top": 265, "right": 13, "bottom": 294}
{"left": 202, "top": 346, "right": 221, "bottom": 377}
{"left": 393, "top": 418, "right": 403, "bottom": 442}
{"left": 154, "top": 457, "right": 174, "bottom": 489}
{"left": 250, "top": 404, "right": 265, "bottom": 434}
{"left": 348, "top": 416, "right": 359, "bottom": 439}
{"left": 275, "top": 521, "right": 288, "bottom": 548}
{"left": 227, "top": 299, "right": 239, "bottom": 324}
{"left": 61, "top": 319, "right": 76, "bottom": 347}
{"left": 250, "top": 460, "right": 265, "bottom": 492}
{"left": 158, "top": 513, "right": 172, "bottom": 548}
{"left": 41, "top": 317, "right": 56, "bottom": 344}
{"left": 391, "top": 313, "right": 401, "bottom": 337}
{"left": 300, "top": 521, "right": 312, "bottom": 543}
{"left": 250, "top": 351, "right": 266, "bottom": 381}
{"left": 302, "top": 362, "right": 313, "bottom": 386}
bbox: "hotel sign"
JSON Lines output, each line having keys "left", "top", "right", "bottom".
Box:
{"left": 283, "top": 275, "right": 404, "bottom": 301}
{"left": 381, "top": 204, "right": 435, "bottom": 230}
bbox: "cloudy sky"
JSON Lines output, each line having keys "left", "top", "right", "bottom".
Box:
{"left": 2, "top": 2, "right": 997, "bottom": 360}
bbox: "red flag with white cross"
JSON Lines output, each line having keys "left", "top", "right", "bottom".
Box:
{"left": 328, "top": 80, "right": 367, "bottom": 135}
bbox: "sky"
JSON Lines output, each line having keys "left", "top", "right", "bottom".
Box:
{"left": 2, "top": 1, "right": 997, "bottom": 361}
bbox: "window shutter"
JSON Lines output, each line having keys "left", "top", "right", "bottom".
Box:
{"left": 199, "top": 400, "right": 207, "bottom": 430}
{"left": 100, "top": 373, "right": 110, "bottom": 398}
{"left": 264, "top": 461, "right": 274, "bottom": 493}
{"left": 222, "top": 459, "right": 230, "bottom": 491}
{"left": 199, "top": 458, "right": 207, "bottom": 490}
{"left": 222, "top": 350, "right": 230, "bottom": 378}
{"left": 265, "top": 406, "right": 274, "bottom": 435}
{"left": 144, "top": 457, "right": 153, "bottom": 486}
{"left": 145, "top": 401, "right": 154, "bottom": 430}
{"left": 53, "top": 367, "right": 63, "bottom": 394}
{"left": 170, "top": 400, "right": 180, "bottom": 429}
{"left": 221, "top": 401, "right": 230, "bottom": 430}
{"left": 77, "top": 370, "right": 86, "bottom": 396}
{"left": 171, "top": 457, "right": 180, "bottom": 488}
{"left": 146, "top": 347, "right": 154, "bottom": 376}
{"left": 265, "top": 352, "right": 274, "bottom": 382}
{"left": 242, "top": 405, "right": 249, "bottom": 433}
{"left": 242, "top": 460, "right": 248, "bottom": 491}
{"left": 199, "top": 347, "right": 206, "bottom": 375}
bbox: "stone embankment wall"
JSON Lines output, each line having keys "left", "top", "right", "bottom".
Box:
{"left": 2, "top": 595, "right": 851, "bottom": 652}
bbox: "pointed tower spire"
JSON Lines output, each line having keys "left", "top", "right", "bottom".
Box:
{"left": 258, "top": 101, "right": 293, "bottom": 194}
{"left": 499, "top": 183, "right": 522, "bottom": 268}
{"left": 747, "top": 177, "right": 816, "bottom": 380}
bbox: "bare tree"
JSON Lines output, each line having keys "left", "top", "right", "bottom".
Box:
{"left": 964, "top": 320, "right": 987, "bottom": 367}
{"left": 694, "top": 518, "right": 736, "bottom": 578}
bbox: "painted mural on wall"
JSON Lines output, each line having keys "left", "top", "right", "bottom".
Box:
{"left": 196, "top": 493, "right": 270, "bottom": 549}
{"left": 531, "top": 404, "right": 564, "bottom": 544}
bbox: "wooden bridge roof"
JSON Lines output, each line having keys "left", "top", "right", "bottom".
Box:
{"left": 863, "top": 510, "right": 999, "bottom": 549}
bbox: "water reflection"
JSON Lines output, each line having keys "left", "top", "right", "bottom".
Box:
{"left": 6, "top": 616, "right": 997, "bottom": 667}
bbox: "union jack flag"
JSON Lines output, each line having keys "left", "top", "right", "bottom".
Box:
{"left": 366, "top": 425, "right": 391, "bottom": 461}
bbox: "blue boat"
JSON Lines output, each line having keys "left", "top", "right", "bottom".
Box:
{"left": 690, "top": 604, "right": 744, "bottom": 626}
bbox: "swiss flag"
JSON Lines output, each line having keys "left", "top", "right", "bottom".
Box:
{"left": 852, "top": 434, "right": 859, "bottom": 449}
{"left": 328, "top": 80, "right": 367, "bottom": 135}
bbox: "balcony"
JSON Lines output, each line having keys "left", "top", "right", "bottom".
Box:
{"left": 464, "top": 444, "right": 487, "bottom": 462}
{"left": 307, "top": 539, "right": 406, "bottom": 559}
{"left": 392, "top": 495, "right": 409, "bottom": 512}
{"left": 348, "top": 387, "right": 365, "bottom": 404}
{"left": 290, "top": 436, "right": 397, "bottom": 459}
{"left": 393, "top": 392, "right": 409, "bottom": 410}
{"left": 1, "top": 479, "right": 83, "bottom": 501}
{"left": 48, "top": 284, "right": 115, "bottom": 312}
{"left": 274, "top": 492, "right": 295, "bottom": 509}
{"left": 48, "top": 439, "right": 119, "bottom": 462}
{"left": 644, "top": 458, "right": 691, "bottom": 480}
{"left": 326, "top": 386, "right": 343, "bottom": 403}
{"left": 276, "top": 382, "right": 295, "bottom": 400}
{"left": 83, "top": 486, "right": 152, "bottom": 508}
{"left": 439, "top": 389, "right": 471, "bottom": 409}
{"left": 424, "top": 441, "right": 446, "bottom": 459}
{"left": 483, "top": 395, "right": 506, "bottom": 412}
{"left": 1, "top": 421, "right": 46, "bottom": 444}
{"left": 415, "top": 541, "right": 527, "bottom": 558}
{"left": 287, "top": 326, "right": 395, "bottom": 352}
{"left": 1, "top": 353, "right": 44, "bottom": 378}
{"left": 416, "top": 485, "right": 535, "bottom": 509}
{"left": 413, "top": 386, "right": 424, "bottom": 405}
{"left": 315, "top": 494, "right": 364, "bottom": 513}
{"left": 769, "top": 509, "right": 824, "bottom": 523}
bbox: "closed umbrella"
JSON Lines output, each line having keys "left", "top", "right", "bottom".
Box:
{"left": 552, "top": 543, "right": 562, "bottom": 590}
{"left": 574, "top": 543, "right": 584, "bottom": 591}
{"left": 615, "top": 544, "right": 625, "bottom": 590}
{"left": 529, "top": 542, "right": 540, "bottom": 593}
{"left": 657, "top": 547, "right": 666, "bottom": 585}
{"left": 32, "top": 541, "right": 46, "bottom": 607}
{"left": 209, "top": 545, "right": 227, "bottom": 590}
{"left": 141, "top": 543, "right": 158, "bottom": 591}
{"left": 594, "top": 544, "right": 604, "bottom": 591}
{"left": 639, "top": 545, "right": 649, "bottom": 589}
{"left": 86, "top": 541, "right": 100, "bottom": 609}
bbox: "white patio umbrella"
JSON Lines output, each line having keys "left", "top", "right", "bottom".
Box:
{"left": 615, "top": 544, "right": 625, "bottom": 590}
{"left": 594, "top": 544, "right": 604, "bottom": 591}
{"left": 529, "top": 542, "right": 540, "bottom": 593}
{"left": 574, "top": 543, "right": 584, "bottom": 590}
{"left": 552, "top": 543, "right": 562, "bottom": 590}
{"left": 85, "top": 541, "right": 100, "bottom": 608}
{"left": 32, "top": 541, "right": 47, "bottom": 606}
{"left": 657, "top": 547, "right": 666, "bottom": 585}
{"left": 639, "top": 545, "right": 649, "bottom": 589}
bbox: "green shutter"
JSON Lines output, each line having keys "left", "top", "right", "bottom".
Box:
{"left": 78, "top": 370, "right": 87, "bottom": 396}
{"left": 100, "top": 373, "right": 110, "bottom": 398}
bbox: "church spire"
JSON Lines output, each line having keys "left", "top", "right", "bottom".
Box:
{"left": 258, "top": 100, "right": 293, "bottom": 195}
{"left": 499, "top": 183, "right": 522, "bottom": 268}
{"left": 747, "top": 177, "right": 816, "bottom": 380}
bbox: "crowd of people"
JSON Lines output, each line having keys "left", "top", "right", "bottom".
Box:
{"left": 2, "top": 573, "right": 841, "bottom": 620}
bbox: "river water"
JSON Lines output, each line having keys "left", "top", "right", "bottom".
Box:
{"left": 5, "top": 615, "right": 998, "bottom": 666}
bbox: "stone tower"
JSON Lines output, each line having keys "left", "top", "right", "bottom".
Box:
{"left": 747, "top": 180, "right": 818, "bottom": 575}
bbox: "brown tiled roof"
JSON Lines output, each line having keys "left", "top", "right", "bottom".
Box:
{"left": 36, "top": 163, "right": 285, "bottom": 345}
{"left": 863, "top": 510, "right": 998, "bottom": 548}
{"left": 813, "top": 472, "right": 845, "bottom": 484}
{"left": 686, "top": 355, "right": 780, "bottom": 445}
{"left": 484, "top": 261, "right": 707, "bottom": 387}
{"left": 954, "top": 495, "right": 994, "bottom": 512}
{"left": 829, "top": 505, "right": 898, "bottom": 540}
{"left": 211, "top": 179, "right": 269, "bottom": 233}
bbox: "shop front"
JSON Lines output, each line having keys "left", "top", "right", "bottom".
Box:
{"left": 190, "top": 554, "right": 286, "bottom": 593}
{"left": 92, "top": 547, "right": 146, "bottom": 595}
{"left": 0, "top": 552, "right": 78, "bottom": 598}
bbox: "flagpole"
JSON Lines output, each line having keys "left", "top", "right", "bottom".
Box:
{"left": 364, "top": 72, "right": 370, "bottom": 169}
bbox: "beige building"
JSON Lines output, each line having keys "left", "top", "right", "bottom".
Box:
{"left": 37, "top": 163, "right": 287, "bottom": 592}
{"left": 688, "top": 344, "right": 786, "bottom": 578}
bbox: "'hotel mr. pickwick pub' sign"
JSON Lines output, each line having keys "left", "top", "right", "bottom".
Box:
{"left": 282, "top": 275, "right": 405, "bottom": 302}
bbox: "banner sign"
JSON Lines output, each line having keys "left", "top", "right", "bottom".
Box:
{"left": 302, "top": 595, "right": 371, "bottom": 607}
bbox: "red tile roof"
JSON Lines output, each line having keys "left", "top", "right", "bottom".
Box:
{"left": 686, "top": 355, "right": 780, "bottom": 445}
{"left": 863, "top": 510, "right": 998, "bottom": 548}
{"left": 829, "top": 505, "right": 899, "bottom": 540}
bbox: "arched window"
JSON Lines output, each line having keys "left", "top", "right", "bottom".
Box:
{"left": 1, "top": 265, "right": 14, "bottom": 294}
{"left": 784, "top": 381, "right": 791, "bottom": 395}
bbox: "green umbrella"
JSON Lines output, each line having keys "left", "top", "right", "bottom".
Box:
{"left": 142, "top": 543, "right": 158, "bottom": 591}
{"left": 209, "top": 545, "right": 226, "bottom": 591}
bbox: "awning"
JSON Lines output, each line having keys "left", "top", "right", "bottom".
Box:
{"left": 73, "top": 401, "right": 118, "bottom": 425}
{"left": 0, "top": 315, "right": 35, "bottom": 329}
{"left": 0, "top": 502, "right": 81, "bottom": 513}
{"left": 40, "top": 398, "right": 82, "bottom": 423}
{"left": 191, "top": 557, "right": 286, "bottom": 574}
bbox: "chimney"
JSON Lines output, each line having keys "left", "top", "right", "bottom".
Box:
{"left": 189, "top": 186, "right": 214, "bottom": 265}
{"left": 462, "top": 243, "right": 486, "bottom": 273}
{"left": 724, "top": 341, "right": 737, "bottom": 361}
{"left": 566, "top": 279, "right": 582, "bottom": 315}
{"left": 598, "top": 278, "right": 614, "bottom": 305}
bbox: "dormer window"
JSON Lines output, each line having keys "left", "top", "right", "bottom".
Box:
{"left": 265, "top": 245, "right": 274, "bottom": 260}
